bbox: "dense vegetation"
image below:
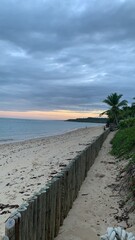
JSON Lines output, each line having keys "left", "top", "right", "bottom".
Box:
{"left": 119, "top": 117, "right": 135, "bottom": 129}
{"left": 66, "top": 117, "right": 107, "bottom": 123}
{"left": 111, "top": 126, "right": 135, "bottom": 158}
{"left": 110, "top": 120, "right": 135, "bottom": 201}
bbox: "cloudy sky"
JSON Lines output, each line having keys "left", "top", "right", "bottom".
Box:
{"left": 0, "top": 0, "right": 135, "bottom": 120}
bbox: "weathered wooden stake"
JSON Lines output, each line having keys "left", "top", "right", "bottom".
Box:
{"left": 17, "top": 203, "right": 28, "bottom": 240}
{"left": 5, "top": 218, "right": 15, "bottom": 240}
{"left": 31, "top": 194, "right": 38, "bottom": 240}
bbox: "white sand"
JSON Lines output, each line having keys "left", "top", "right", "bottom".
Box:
{"left": 0, "top": 126, "right": 104, "bottom": 235}
{"left": 55, "top": 132, "right": 135, "bottom": 240}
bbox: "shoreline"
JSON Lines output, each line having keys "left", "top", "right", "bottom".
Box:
{"left": 0, "top": 126, "right": 104, "bottom": 235}
{"left": 0, "top": 125, "right": 104, "bottom": 146}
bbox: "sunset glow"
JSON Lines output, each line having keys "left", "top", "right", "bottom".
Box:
{"left": 0, "top": 110, "right": 103, "bottom": 120}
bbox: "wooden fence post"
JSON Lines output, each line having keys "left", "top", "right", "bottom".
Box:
{"left": 45, "top": 186, "right": 50, "bottom": 240}
{"left": 39, "top": 188, "right": 47, "bottom": 240}
{"left": 46, "top": 179, "right": 56, "bottom": 240}
{"left": 9, "top": 211, "right": 21, "bottom": 240}
{"left": 27, "top": 196, "right": 35, "bottom": 240}
{"left": 53, "top": 174, "right": 61, "bottom": 237}
{"left": 30, "top": 195, "right": 38, "bottom": 240}
{"left": 17, "top": 203, "right": 28, "bottom": 240}
{"left": 5, "top": 218, "right": 15, "bottom": 240}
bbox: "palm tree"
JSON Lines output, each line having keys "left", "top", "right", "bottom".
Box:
{"left": 131, "top": 97, "right": 135, "bottom": 117}
{"left": 100, "top": 93, "right": 128, "bottom": 126}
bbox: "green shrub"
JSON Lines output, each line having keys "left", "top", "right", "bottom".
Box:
{"left": 119, "top": 118, "right": 135, "bottom": 129}
{"left": 111, "top": 126, "right": 135, "bottom": 158}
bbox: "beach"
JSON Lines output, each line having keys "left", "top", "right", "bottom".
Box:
{"left": 0, "top": 126, "right": 104, "bottom": 235}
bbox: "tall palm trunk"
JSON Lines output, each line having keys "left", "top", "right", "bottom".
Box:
{"left": 114, "top": 112, "right": 119, "bottom": 126}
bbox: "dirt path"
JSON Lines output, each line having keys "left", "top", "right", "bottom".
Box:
{"left": 55, "top": 132, "right": 125, "bottom": 240}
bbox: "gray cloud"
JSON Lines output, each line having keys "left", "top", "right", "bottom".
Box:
{"left": 0, "top": 0, "right": 135, "bottom": 115}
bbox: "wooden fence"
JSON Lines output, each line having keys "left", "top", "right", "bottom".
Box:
{"left": 1, "top": 129, "right": 109, "bottom": 240}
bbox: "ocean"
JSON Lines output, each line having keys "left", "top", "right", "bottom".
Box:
{"left": 0, "top": 118, "right": 103, "bottom": 144}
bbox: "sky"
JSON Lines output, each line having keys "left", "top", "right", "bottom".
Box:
{"left": 0, "top": 0, "right": 135, "bottom": 120}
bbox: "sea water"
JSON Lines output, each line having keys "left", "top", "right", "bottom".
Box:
{"left": 0, "top": 118, "right": 103, "bottom": 143}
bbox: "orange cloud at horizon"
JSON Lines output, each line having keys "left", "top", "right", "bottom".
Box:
{"left": 0, "top": 109, "right": 103, "bottom": 120}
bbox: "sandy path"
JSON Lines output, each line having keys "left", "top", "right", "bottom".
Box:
{"left": 55, "top": 132, "right": 124, "bottom": 240}
{"left": 0, "top": 126, "right": 103, "bottom": 235}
